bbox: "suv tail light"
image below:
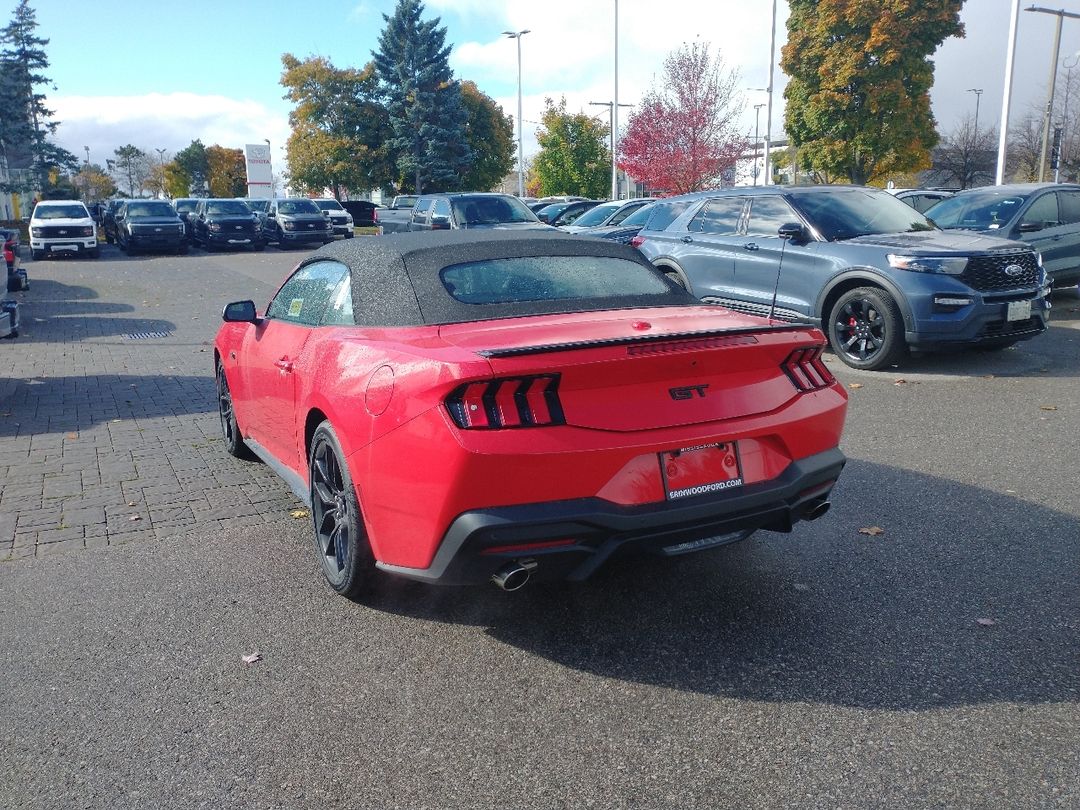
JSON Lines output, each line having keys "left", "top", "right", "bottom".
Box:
{"left": 782, "top": 346, "right": 835, "bottom": 391}
{"left": 372, "top": 209, "right": 379, "bottom": 222}
{"left": 629, "top": 235, "right": 646, "bottom": 249}
{"left": 446, "top": 374, "right": 565, "bottom": 429}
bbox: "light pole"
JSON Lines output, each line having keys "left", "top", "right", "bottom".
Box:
{"left": 1026, "top": 5, "right": 1080, "bottom": 181}
{"left": 611, "top": 0, "right": 619, "bottom": 200}
{"left": 752, "top": 103, "right": 766, "bottom": 186}
{"left": 590, "top": 100, "right": 633, "bottom": 197}
{"left": 762, "top": 0, "right": 778, "bottom": 186}
{"left": 997, "top": 0, "right": 1021, "bottom": 184}
{"left": 503, "top": 29, "right": 530, "bottom": 198}
{"left": 155, "top": 148, "right": 167, "bottom": 198}
{"left": 82, "top": 146, "right": 90, "bottom": 203}
{"left": 967, "top": 88, "right": 983, "bottom": 140}
{"left": 264, "top": 139, "right": 273, "bottom": 196}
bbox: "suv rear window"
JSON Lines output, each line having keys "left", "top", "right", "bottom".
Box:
{"left": 644, "top": 199, "right": 695, "bottom": 231}
{"left": 440, "top": 256, "right": 670, "bottom": 305}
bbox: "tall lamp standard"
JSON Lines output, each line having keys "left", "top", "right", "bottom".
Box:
{"left": 155, "top": 148, "right": 167, "bottom": 197}
{"left": 264, "top": 138, "right": 273, "bottom": 196}
{"left": 503, "top": 29, "right": 531, "bottom": 198}
{"left": 1026, "top": 5, "right": 1080, "bottom": 181}
{"left": 762, "top": 0, "right": 778, "bottom": 186}
{"left": 752, "top": 103, "right": 766, "bottom": 185}
{"left": 82, "top": 146, "right": 90, "bottom": 203}
{"left": 967, "top": 88, "right": 983, "bottom": 139}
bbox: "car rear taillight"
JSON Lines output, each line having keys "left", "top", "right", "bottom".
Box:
{"left": 446, "top": 374, "right": 565, "bottom": 429}
{"left": 372, "top": 209, "right": 378, "bottom": 222}
{"left": 782, "top": 346, "right": 835, "bottom": 392}
{"left": 629, "top": 235, "right": 646, "bottom": 249}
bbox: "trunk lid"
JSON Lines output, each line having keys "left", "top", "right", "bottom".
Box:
{"left": 438, "top": 307, "right": 822, "bottom": 432}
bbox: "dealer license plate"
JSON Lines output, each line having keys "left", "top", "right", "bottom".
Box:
{"left": 1007, "top": 300, "right": 1031, "bottom": 321}
{"left": 49, "top": 244, "right": 78, "bottom": 251}
{"left": 661, "top": 442, "right": 743, "bottom": 501}
{"left": 227, "top": 239, "right": 251, "bottom": 244}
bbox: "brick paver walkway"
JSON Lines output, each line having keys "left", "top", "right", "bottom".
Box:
{"left": 0, "top": 248, "right": 300, "bottom": 559}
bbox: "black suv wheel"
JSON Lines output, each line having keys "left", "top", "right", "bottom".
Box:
{"left": 827, "top": 287, "right": 906, "bottom": 371}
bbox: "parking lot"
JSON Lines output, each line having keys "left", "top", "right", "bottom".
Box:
{"left": 2, "top": 243, "right": 1079, "bottom": 808}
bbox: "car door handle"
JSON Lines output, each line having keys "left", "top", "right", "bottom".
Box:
{"left": 274, "top": 357, "right": 294, "bottom": 373}
{"left": 743, "top": 242, "right": 759, "bottom": 251}
{"left": 681, "top": 236, "right": 693, "bottom": 243}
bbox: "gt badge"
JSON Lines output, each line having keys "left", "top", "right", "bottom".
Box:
{"left": 669, "top": 384, "right": 709, "bottom": 400}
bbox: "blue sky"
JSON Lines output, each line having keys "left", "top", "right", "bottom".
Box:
{"left": 31, "top": 0, "right": 1078, "bottom": 185}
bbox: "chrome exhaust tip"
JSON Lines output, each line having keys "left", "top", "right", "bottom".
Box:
{"left": 803, "top": 500, "right": 831, "bottom": 521}
{"left": 491, "top": 559, "right": 537, "bottom": 592}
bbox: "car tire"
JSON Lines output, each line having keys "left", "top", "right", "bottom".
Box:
{"left": 827, "top": 286, "right": 906, "bottom": 371}
{"left": 345, "top": 231, "right": 354, "bottom": 239}
{"left": 31, "top": 249, "right": 43, "bottom": 260}
{"left": 308, "top": 421, "right": 375, "bottom": 599}
{"left": 216, "top": 362, "right": 253, "bottom": 459}
{"left": 87, "top": 247, "right": 100, "bottom": 259}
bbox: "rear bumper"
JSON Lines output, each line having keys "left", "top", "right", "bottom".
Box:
{"left": 375, "top": 447, "right": 845, "bottom": 585}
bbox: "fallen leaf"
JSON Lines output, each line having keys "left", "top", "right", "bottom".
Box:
{"left": 858, "top": 526, "right": 885, "bottom": 537}
{"left": 1040, "top": 405, "right": 1058, "bottom": 411}
{"left": 847, "top": 383, "right": 863, "bottom": 390}
{"left": 66, "top": 431, "right": 78, "bottom": 440}
{"left": 128, "top": 515, "right": 142, "bottom": 522}
{"left": 242, "top": 652, "right": 262, "bottom": 665}
{"left": 793, "top": 583, "right": 810, "bottom": 593}
{"left": 975, "top": 618, "right": 996, "bottom": 627}
{"left": 893, "top": 379, "right": 906, "bottom": 385}
{"left": 290, "top": 509, "right": 310, "bottom": 519}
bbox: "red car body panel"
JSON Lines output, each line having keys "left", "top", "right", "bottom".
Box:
{"left": 217, "top": 305, "right": 846, "bottom": 572}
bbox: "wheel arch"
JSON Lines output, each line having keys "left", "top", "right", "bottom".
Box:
{"left": 650, "top": 257, "right": 693, "bottom": 294}
{"left": 817, "top": 269, "right": 914, "bottom": 332}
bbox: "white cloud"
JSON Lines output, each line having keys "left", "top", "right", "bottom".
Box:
{"left": 51, "top": 92, "right": 291, "bottom": 171}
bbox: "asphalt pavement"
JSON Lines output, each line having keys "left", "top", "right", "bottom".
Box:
{"left": 1, "top": 242, "right": 1078, "bottom": 809}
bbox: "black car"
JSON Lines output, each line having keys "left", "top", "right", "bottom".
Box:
{"left": 536, "top": 200, "right": 601, "bottom": 226}
{"left": 114, "top": 200, "right": 186, "bottom": 254}
{"left": 173, "top": 198, "right": 201, "bottom": 241}
{"left": 101, "top": 199, "right": 127, "bottom": 245}
{"left": 407, "top": 193, "right": 550, "bottom": 231}
{"left": 261, "top": 198, "right": 334, "bottom": 248}
{"left": 340, "top": 200, "right": 379, "bottom": 228}
{"left": 925, "top": 183, "right": 1080, "bottom": 288}
{"left": 191, "top": 198, "right": 262, "bottom": 251}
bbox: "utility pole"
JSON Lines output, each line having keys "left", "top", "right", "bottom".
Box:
{"left": 1026, "top": 6, "right": 1080, "bottom": 181}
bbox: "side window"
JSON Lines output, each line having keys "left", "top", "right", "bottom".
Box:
{"left": 412, "top": 198, "right": 433, "bottom": 224}
{"left": 745, "top": 196, "right": 801, "bottom": 237}
{"left": 608, "top": 202, "right": 641, "bottom": 225}
{"left": 690, "top": 197, "right": 745, "bottom": 235}
{"left": 431, "top": 198, "right": 452, "bottom": 227}
{"left": 321, "top": 272, "right": 354, "bottom": 326}
{"left": 265, "top": 260, "right": 349, "bottom": 327}
{"left": 1022, "top": 193, "right": 1059, "bottom": 227}
{"left": 644, "top": 199, "right": 695, "bottom": 231}
{"left": 560, "top": 207, "right": 584, "bottom": 225}
{"left": 1056, "top": 191, "right": 1080, "bottom": 224}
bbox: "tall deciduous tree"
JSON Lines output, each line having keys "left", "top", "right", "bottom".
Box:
{"left": 618, "top": 42, "right": 745, "bottom": 194}
{"left": 459, "top": 80, "right": 514, "bottom": 192}
{"left": 163, "top": 161, "right": 191, "bottom": 199}
{"left": 532, "top": 97, "right": 610, "bottom": 199}
{"left": 782, "top": 0, "right": 963, "bottom": 184}
{"left": 931, "top": 115, "right": 997, "bottom": 189}
{"left": 206, "top": 145, "right": 247, "bottom": 198}
{"left": 112, "top": 144, "right": 151, "bottom": 198}
{"left": 0, "top": 0, "right": 76, "bottom": 192}
{"left": 281, "top": 54, "right": 394, "bottom": 198}
{"left": 373, "top": 0, "right": 471, "bottom": 193}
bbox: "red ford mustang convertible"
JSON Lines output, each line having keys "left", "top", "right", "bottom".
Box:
{"left": 215, "top": 231, "right": 847, "bottom": 597}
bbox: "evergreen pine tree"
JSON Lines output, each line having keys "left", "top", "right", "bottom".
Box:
{"left": 373, "top": 0, "right": 471, "bottom": 193}
{"left": 0, "top": 0, "right": 76, "bottom": 192}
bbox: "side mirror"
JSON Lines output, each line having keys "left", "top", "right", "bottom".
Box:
{"left": 778, "top": 222, "right": 806, "bottom": 242}
{"left": 222, "top": 300, "right": 259, "bottom": 323}
{"left": 1017, "top": 221, "right": 1043, "bottom": 233}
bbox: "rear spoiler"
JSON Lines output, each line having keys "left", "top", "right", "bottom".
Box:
{"left": 477, "top": 323, "right": 818, "bottom": 358}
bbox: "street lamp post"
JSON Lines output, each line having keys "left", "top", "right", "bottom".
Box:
{"left": 264, "top": 139, "right": 273, "bottom": 196}
{"left": 997, "top": 0, "right": 1021, "bottom": 185}
{"left": 762, "top": 0, "right": 778, "bottom": 186}
{"left": 968, "top": 88, "right": 983, "bottom": 139}
{"left": 612, "top": 0, "right": 619, "bottom": 200}
{"left": 752, "top": 103, "right": 766, "bottom": 186}
{"left": 503, "top": 29, "right": 531, "bottom": 198}
{"left": 1026, "top": 5, "right": 1080, "bottom": 181}
{"left": 155, "top": 148, "right": 167, "bottom": 198}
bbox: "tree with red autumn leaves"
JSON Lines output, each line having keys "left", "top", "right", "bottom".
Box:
{"left": 618, "top": 42, "right": 745, "bottom": 195}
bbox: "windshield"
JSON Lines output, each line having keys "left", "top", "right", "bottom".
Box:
{"left": 314, "top": 199, "right": 344, "bottom": 211}
{"left": 245, "top": 200, "right": 270, "bottom": 212}
{"left": 126, "top": 202, "right": 176, "bottom": 217}
{"left": 451, "top": 196, "right": 539, "bottom": 225}
{"left": 34, "top": 204, "right": 89, "bottom": 219}
{"left": 569, "top": 201, "right": 622, "bottom": 228}
{"left": 793, "top": 189, "right": 936, "bottom": 240}
{"left": 619, "top": 203, "right": 656, "bottom": 227}
{"left": 206, "top": 200, "right": 252, "bottom": 215}
{"left": 277, "top": 199, "right": 320, "bottom": 215}
{"left": 175, "top": 200, "right": 198, "bottom": 214}
{"left": 923, "top": 191, "right": 1026, "bottom": 230}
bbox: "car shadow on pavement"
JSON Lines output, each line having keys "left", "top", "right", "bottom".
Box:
{"left": 366, "top": 459, "right": 1079, "bottom": 711}
{"left": 0, "top": 372, "right": 215, "bottom": 437}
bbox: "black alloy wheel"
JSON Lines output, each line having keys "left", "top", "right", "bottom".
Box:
{"left": 216, "top": 362, "right": 251, "bottom": 459}
{"left": 827, "top": 286, "right": 906, "bottom": 371}
{"left": 308, "top": 421, "right": 373, "bottom": 598}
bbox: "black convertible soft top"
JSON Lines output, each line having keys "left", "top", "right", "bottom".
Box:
{"left": 310, "top": 230, "right": 695, "bottom": 327}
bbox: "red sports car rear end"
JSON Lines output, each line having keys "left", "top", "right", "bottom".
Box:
{"left": 214, "top": 232, "right": 847, "bottom": 598}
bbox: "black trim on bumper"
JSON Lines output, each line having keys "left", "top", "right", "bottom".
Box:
{"left": 375, "top": 447, "right": 846, "bottom": 585}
